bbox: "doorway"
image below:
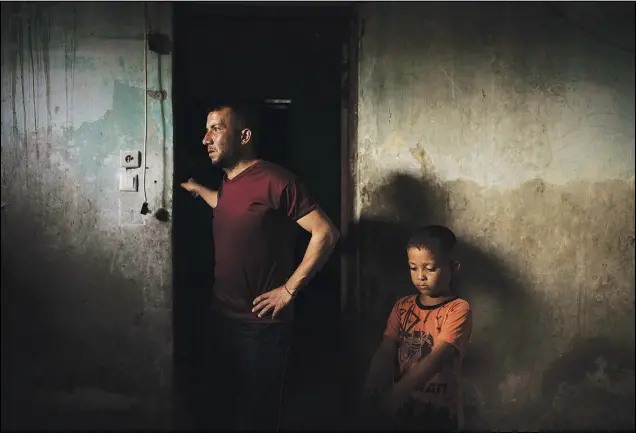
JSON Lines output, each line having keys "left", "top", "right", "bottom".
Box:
{"left": 172, "top": 3, "right": 354, "bottom": 429}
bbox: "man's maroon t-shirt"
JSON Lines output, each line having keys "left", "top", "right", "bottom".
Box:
{"left": 211, "top": 160, "right": 318, "bottom": 323}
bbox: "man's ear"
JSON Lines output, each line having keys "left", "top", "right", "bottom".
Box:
{"left": 240, "top": 128, "right": 252, "bottom": 145}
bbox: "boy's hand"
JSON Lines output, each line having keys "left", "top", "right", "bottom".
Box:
{"left": 363, "top": 369, "right": 394, "bottom": 401}
{"left": 382, "top": 383, "right": 412, "bottom": 419}
{"left": 356, "top": 390, "right": 393, "bottom": 431}
{"left": 362, "top": 386, "right": 382, "bottom": 401}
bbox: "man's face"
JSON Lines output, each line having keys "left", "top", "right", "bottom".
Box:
{"left": 202, "top": 108, "right": 239, "bottom": 167}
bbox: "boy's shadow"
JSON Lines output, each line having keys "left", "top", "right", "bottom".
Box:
{"left": 346, "top": 173, "right": 548, "bottom": 428}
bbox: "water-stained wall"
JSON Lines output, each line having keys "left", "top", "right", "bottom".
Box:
{"left": 352, "top": 2, "right": 634, "bottom": 430}
{"left": 1, "top": 3, "right": 173, "bottom": 429}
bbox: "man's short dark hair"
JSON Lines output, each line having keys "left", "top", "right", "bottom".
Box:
{"left": 407, "top": 225, "right": 457, "bottom": 258}
{"left": 207, "top": 101, "right": 260, "bottom": 137}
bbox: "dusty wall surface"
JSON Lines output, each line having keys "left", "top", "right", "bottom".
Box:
{"left": 1, "top": 3, "right": 174, "bottom": 429}
{"left": 353, "top": 2, "right": 635, "bottom": 430}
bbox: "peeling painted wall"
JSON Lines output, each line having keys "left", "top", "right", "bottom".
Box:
{"left": 1, "top": 2, "right": 174, "bottom": 429}
{"left": 353, "top": 2, "right": 634, "bottom": 430}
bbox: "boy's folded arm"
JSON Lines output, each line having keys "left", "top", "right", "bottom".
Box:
{"left": 396, "top": 305, "right": 471, "bottom": 395}
{"left": 364, "top": 336, "right": 398, "bottom": 395}
{"left": 393, "top": 341, "right": 457, "bottom": 395}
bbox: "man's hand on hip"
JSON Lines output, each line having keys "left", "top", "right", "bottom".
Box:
{"left": 252, "top": 286, "right": 294, "bottom": 319}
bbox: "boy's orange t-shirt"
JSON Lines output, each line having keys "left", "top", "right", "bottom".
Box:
{"left": 384, "top": 295, "right": 472, "bottom": 430}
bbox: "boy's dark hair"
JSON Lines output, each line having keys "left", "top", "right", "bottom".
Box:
{"left": 407, "top": 225, "right": 457, "bottom": 258}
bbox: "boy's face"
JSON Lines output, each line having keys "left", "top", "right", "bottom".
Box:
{"left": 407, "top": 244, "right": 456, "bottom": 298}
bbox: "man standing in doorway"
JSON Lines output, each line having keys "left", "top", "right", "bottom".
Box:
{"left": 180, "top": 103, "right": 340, "bottom": 431}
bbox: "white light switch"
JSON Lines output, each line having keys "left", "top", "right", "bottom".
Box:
{"left": 120, "top": 150, "right": 141, "bottom": 169}
{"left": 119, "top": 172, "right": 138, "bottom": 192}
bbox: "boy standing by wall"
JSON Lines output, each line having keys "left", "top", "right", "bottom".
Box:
{"left": 362, "top": 225, "right": 473, "bottom": 431}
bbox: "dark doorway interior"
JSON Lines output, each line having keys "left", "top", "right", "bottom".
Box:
{"left": 172, "top": 3, "right": 353, "bottom": 429}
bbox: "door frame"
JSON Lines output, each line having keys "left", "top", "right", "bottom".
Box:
{"left": 340, "top": 8, "right": 359, "bottom": 318}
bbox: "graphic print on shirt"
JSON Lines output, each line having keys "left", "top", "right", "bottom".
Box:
{"left": 396, "top": 304, "right": 435, "bottom": 377}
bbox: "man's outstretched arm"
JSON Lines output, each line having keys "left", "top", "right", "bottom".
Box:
{"left": 181, "top": 178, "right": 218, "bottom": 209}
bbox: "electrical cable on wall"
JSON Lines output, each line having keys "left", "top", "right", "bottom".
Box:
{"left": 141, "top": 1, "right": 149, "bottom": 213}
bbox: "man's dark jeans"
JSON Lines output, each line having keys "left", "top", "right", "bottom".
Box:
{"left": 203, "top": 314, "right": 292, "bottom": 431}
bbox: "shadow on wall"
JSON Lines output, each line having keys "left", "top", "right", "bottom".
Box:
{"left": 540, "top": 337, "right": 635, "bottom": 431}
{"left": 0, "top": 181, "right": 172, "bottom": 430}
{"left": 350, "top": 172, "right": 543, "bottom": 427}
{"left": 348, "top": 172, "right": 635, "bottom": 430}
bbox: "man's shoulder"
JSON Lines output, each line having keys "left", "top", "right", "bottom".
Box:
{"left": 256, "top": 160, "right": 299, "bottom": 185}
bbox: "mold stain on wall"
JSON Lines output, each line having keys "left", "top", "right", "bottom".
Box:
{"left": 1, "top": 2, "right": 173, "bottom": 429}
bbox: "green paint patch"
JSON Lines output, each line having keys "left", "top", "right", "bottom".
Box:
{"left": 73, "top": 57, "right": 98, "bottom": 71}
{"left": 70, "top": 80, "right": 145, "bottom": 174}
